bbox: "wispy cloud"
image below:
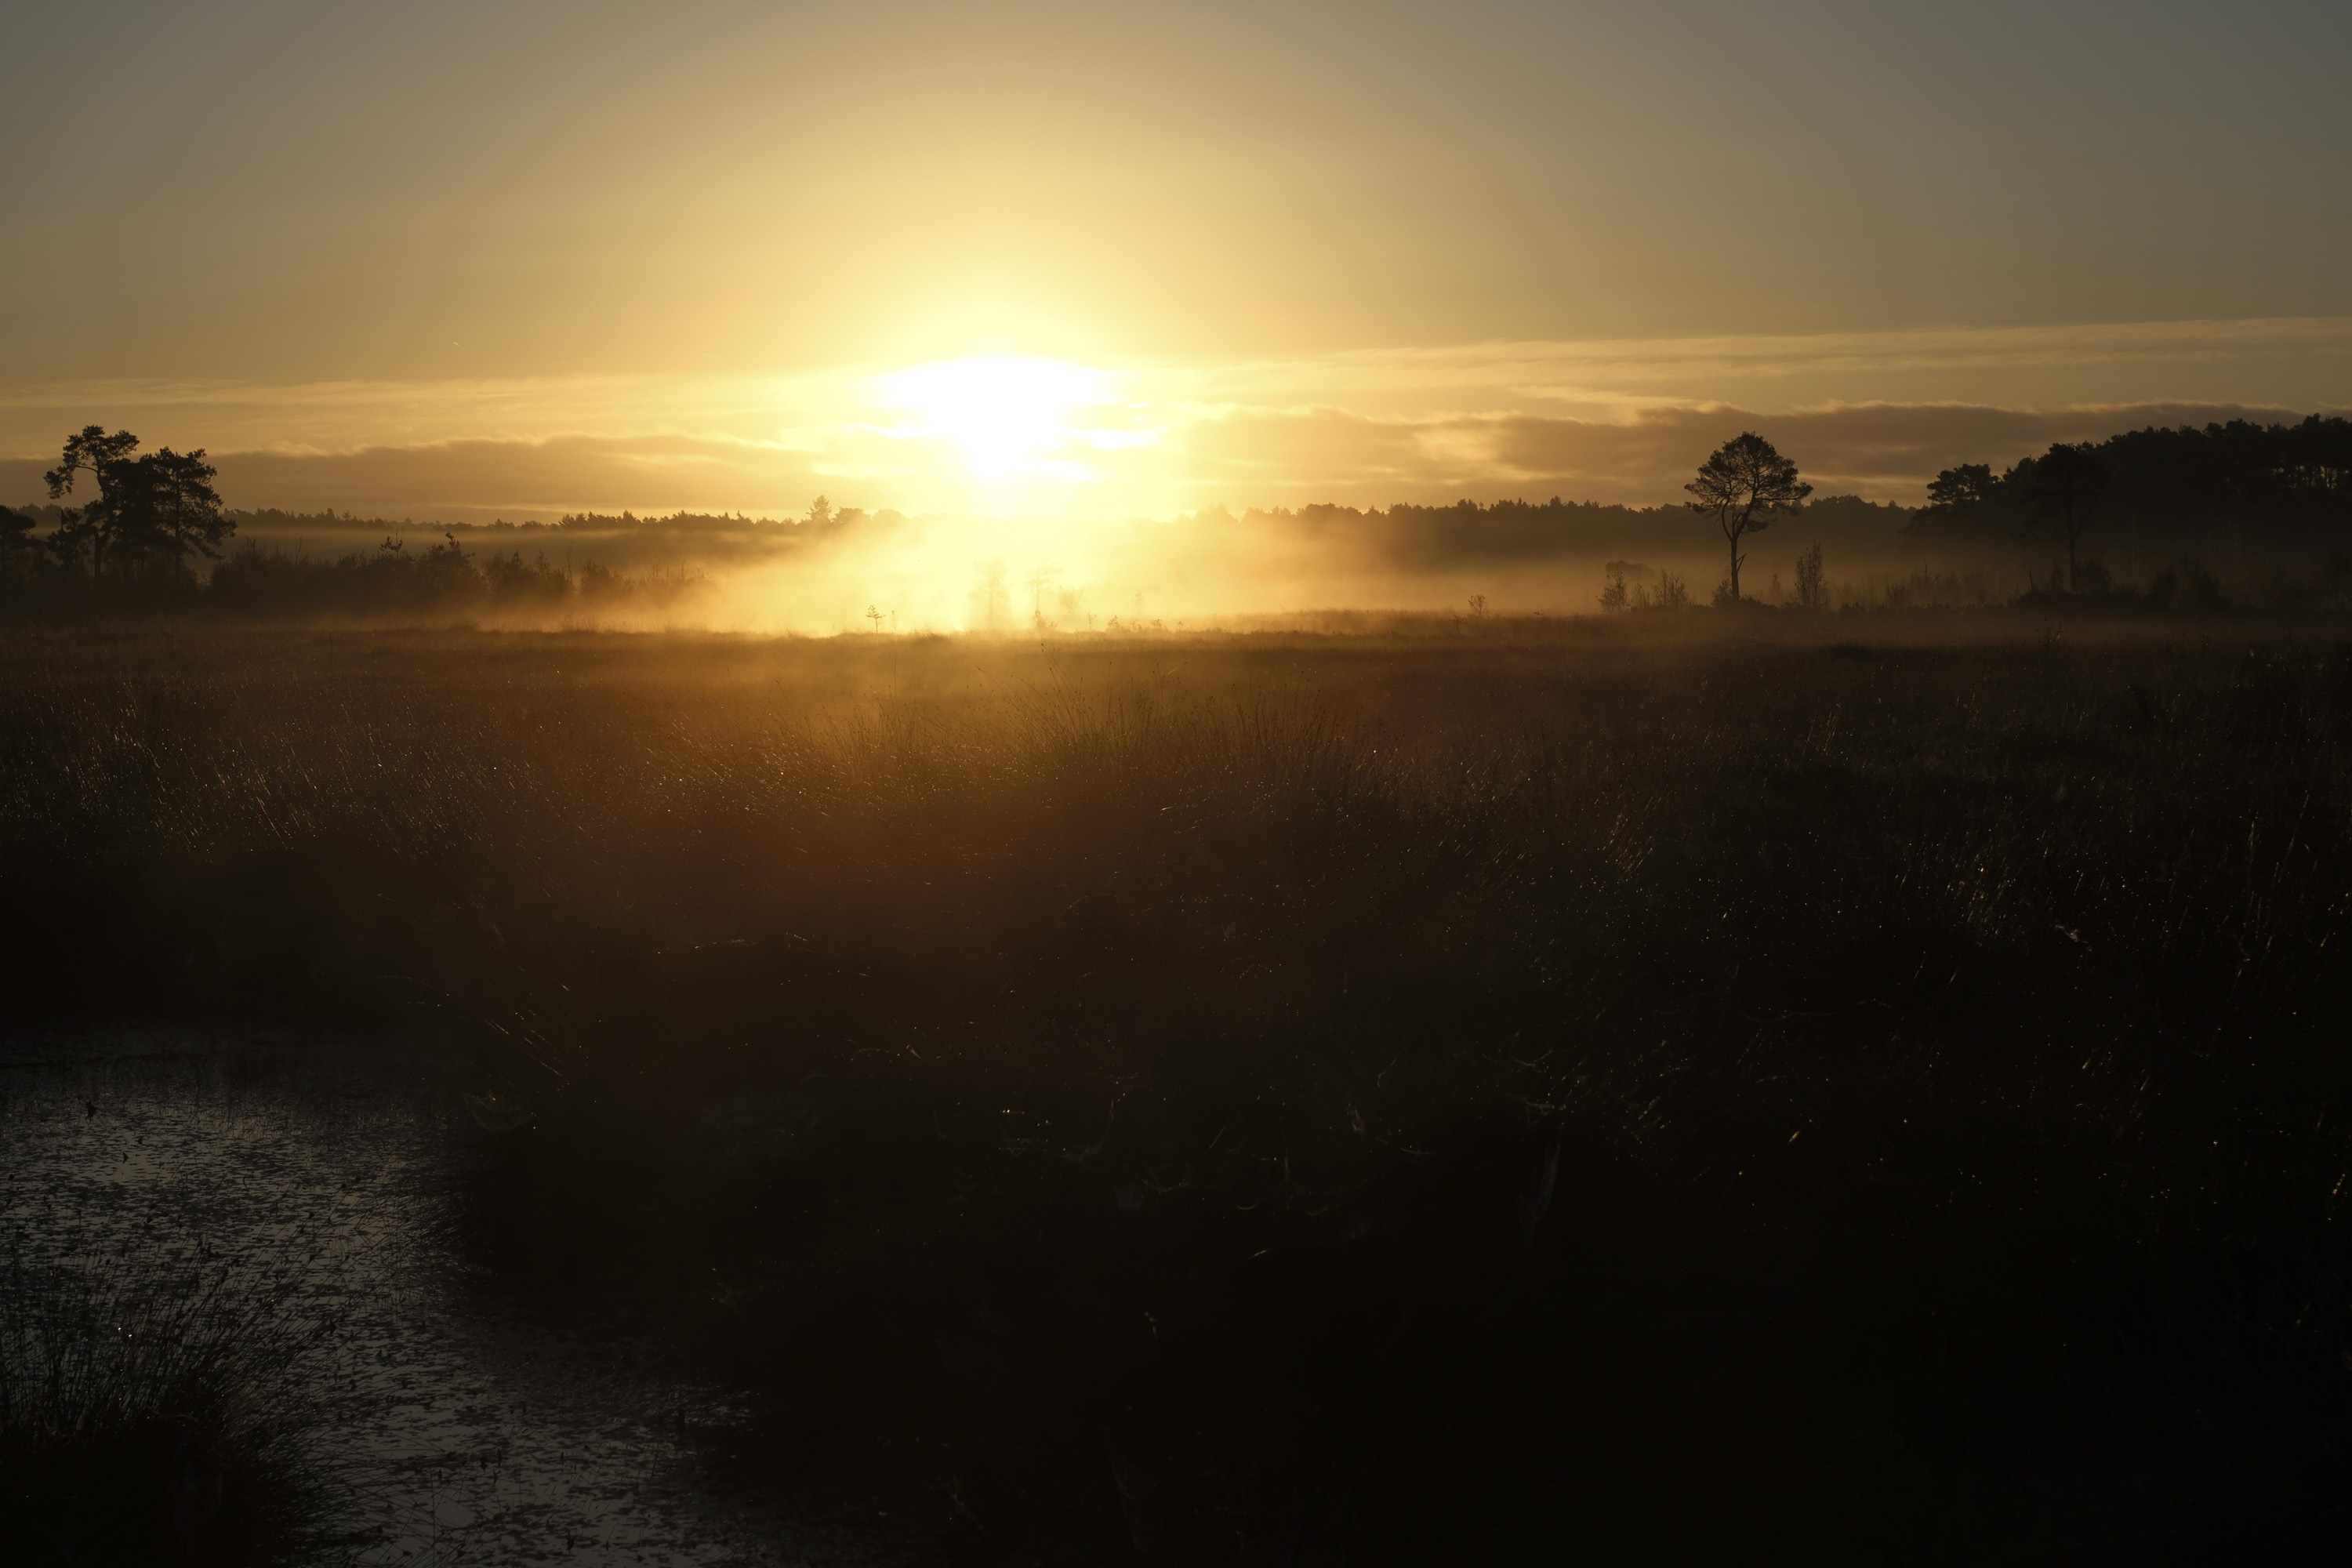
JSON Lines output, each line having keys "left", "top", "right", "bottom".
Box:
{"left": 1168, "top": 398, "right": 2318, "bottom": 509}
{"left": 1, "top": 435, "right": 833, "bottom": 526}
{"left": 4, "top": 316, "right": 2344, "bottom": 518}
{"left": 1163, "top": 316, "right": 2352, "bottom": 416}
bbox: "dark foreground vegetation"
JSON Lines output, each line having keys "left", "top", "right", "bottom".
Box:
{"left": 5, "top": 616, "right": 2352, "bottom": 1563}
{"left": 0, "top": 1250, "right": 327, "bottom": 1566}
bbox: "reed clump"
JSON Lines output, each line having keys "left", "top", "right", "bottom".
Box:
{"left": 0, "top": 1249, "right": 335, "bottom": 1566}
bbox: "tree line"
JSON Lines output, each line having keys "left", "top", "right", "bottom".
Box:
{"left": 1, "top": 426, "right": 684, "bottom": 618}
{"left": 2, "top": 426, "right": 234, "bottom": 593}
{"left": 10, "top": 417, "right": 2352, "bottom": 619}
{"left": 1632, "top": 419, "right": 2351, "bottom": 610}
{"left": 1907, "top": 415, "right": 2352, "bottom": 589}
{"left": 1617, "top": 420, "right": 2352, "bottom": 611}
{"left": 1243, "top": 417, "right": 2352, "bottom": 597}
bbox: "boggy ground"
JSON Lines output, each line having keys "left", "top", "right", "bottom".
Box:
{"left": 4, "top": 614, "right": 2350, "bottom": 1564}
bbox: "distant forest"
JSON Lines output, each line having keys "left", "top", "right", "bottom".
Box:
{"left": 0, "top": 434, "right": 875, "bottom": 619}
{"left": 1907, "top": 414, "right": 2352, "bottom": 583}
{"left": 1240, "top": 416, "right": 2352, "bottom": 577}
{"left": 5, "top": 415, "right": 2349, "bottom": 618}
{"left": 0, "top": 503, "right": 718, "bottom": 620}
{"left": 1228, "top": 494, "right": 1916, "bottom": 570}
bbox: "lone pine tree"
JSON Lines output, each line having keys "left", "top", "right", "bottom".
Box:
{"left": 1686, "top": 433, "right": 1810, "bottom": 602}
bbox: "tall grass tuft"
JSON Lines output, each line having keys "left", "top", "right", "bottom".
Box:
{"left": 0, "top": 1247, "right": 336, "bottom": 1566}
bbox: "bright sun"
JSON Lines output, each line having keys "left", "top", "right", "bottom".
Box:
{"left": 875, "top": 356, "right": 1111, "bottom": 479}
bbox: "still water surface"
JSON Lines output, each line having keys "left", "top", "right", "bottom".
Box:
{"left": 1, "top": 1029, "right": 851, "bottom": 1566}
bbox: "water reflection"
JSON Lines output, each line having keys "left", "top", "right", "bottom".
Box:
{"left": 0, "top": 1029, "right": 796, "bottom": 1565}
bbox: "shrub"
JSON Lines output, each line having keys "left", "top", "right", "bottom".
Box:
{"left": 2146, "top": 559, "right": 2227, "bottom": 612}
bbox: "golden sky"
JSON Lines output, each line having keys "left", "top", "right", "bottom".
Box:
{"left": 5, "top": 2, "right": 2347, "bottom": 521}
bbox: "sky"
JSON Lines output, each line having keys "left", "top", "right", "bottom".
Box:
{"left": 4, "top": 0, "right": 2348, "bottom": 521}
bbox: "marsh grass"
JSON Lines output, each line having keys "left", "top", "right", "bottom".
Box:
{"left": 0, "top": 1245, "right": 338, "bottom": 1566}
{"left": 3, "top": 616, "right": 2351, "bottom": 1561}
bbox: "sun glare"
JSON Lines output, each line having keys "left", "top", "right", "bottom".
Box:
{"left": 876, "top": 356, "right": 1112, "bottom": 479}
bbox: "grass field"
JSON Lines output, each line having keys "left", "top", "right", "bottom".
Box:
{"left": 5, "top": 615, "right": 2350, "bottom": 1563}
